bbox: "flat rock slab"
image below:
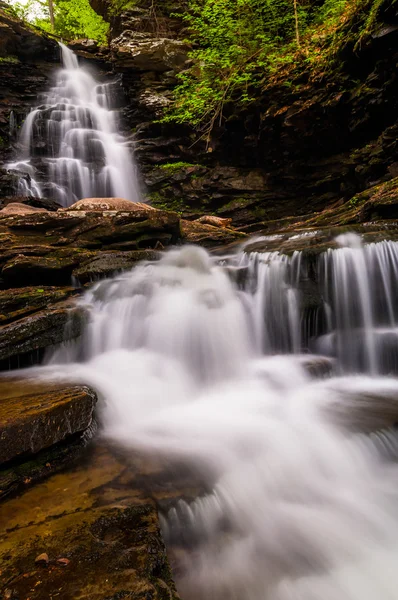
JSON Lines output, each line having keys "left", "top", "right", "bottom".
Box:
{"left": 0, "top": 299, "right": 86, "bottom": 363}
{"left": 0, "top": 379, "right": 97, "bottom": 464}
{"left": 0, "top": 443, "right": 179, "bottom": 600}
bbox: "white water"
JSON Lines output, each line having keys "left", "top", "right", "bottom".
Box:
{"left": 40, "top": 238, "right": 398, "bottom": 600}
{"left": 7, "top": 44, "right": 140, "bottom": 206}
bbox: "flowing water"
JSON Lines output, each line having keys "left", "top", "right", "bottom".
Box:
{"left": 7, "top": 44, "right": 139, "bottom": 206}
{"left": 38, "top": 236, "right": 398, "bottom": 600}
{"left": 5, "top": 35, "right": 398, "bottom": 600}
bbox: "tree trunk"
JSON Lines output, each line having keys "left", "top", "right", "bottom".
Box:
{"left": 293, "top": 0, "right": 300, "bottom": 46}
{"left": 48, "top": 0, "right": 55, "bottom": 32}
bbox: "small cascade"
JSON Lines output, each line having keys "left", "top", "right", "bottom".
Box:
{"left": 43, "top": 240, "right": 398, "bottom": 600}
{"left": 7, "top": 43, "right": 140, "bottom": 206}
{"left": 318, "top": 237, "right": 398, "bottom": 374}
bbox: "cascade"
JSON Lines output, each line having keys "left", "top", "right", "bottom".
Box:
{"left": 7, "top": 43, "right": 140, "bottom": 206}
{"left": 43, "top": 235, "right": 398, "bottom": 600}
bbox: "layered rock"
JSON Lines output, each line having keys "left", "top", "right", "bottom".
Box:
{"left": 0, "top": 443, "right": 179, "bottom": 600}
{"left": 0, "top": 380, "right": 96, "bottom": 464}
{"left": 0, "top": 5, "right": 59, "bottom": 185}
{"left": 0, "top": 200, "right": 246, "bottom": 365}
{"left": 0, "top": 377, "right": 98, "bottom": 498}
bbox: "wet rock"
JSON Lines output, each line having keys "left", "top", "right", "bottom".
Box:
{"left": 181, "top": 219, "right": 247, "bottom": 248}
{"left": 73, "top": 249, "right": 159, "bottom": 283}
{"left": 0, "top": 443, "right": 178, "bottom": 600}
{"left": 0, "top": 300, "right": 87, "bottom": 362}
{"left": 297, "top": 355, "right": 335, "bottom": 379}
{"left": 1, "top": 249, "right": 93, "bottom": 286}
{"left": 0, "top": 286, "right": 77, "bottom": 324}
{"left": 0, "top": 380, "right": 97, "bottom": 464}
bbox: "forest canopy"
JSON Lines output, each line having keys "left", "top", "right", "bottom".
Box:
{"left": 4, "top": 0, "right": 109, "bottom": 43}
{"left": 161, "top": 0, "right": 389, "bottom": 138}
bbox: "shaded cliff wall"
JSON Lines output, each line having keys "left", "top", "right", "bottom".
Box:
{"left": 92, "top": 0, "right": 398, "bottom": 227}
{"left": 0, "top": 4, "right": 60, "bottom": 195}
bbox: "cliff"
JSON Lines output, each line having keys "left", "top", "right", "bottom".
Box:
{"left": 89, "top": 0, "right": 398, "bottom": 229}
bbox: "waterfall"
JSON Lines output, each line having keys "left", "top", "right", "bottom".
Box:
{"left": 7, "top": 43, "right": 140, "bottom": 206}
{"left": 42, "top": 236, "right": 398, "bottom": 600}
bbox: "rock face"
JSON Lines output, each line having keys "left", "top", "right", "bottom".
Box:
{"left": 0, "top": 202, "right": 245, "bottom": 366}
{"left": 0, "top": 380, "right": 96, "bottom": 464}
{"left": 0, "top": 443, "right": 179, "bottom": 600}
{"left": 0, "top": 377, "right": 98, "bottom": 498}
{"left": 87, "top": 0, "right": 398, "bottom": 228}
{"left": 0, "top": 6, "right": 59, "bottom": 188}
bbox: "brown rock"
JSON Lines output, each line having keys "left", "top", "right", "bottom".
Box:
{"left": 0, "top": 203, "right": 48, "bottom": 215}
{"left": 56, "top": 558, "right": 70, "bottom": 566}
{"left": 195, "top": 216, "right": 233, "bottom": 228}
{"left": 64, "top": 197, "right": 155, "bottom": 212}
{"left": 0, "top": 300, "right": 86, "bottom": 363}
{"left": 0, "top": 380, "right": 97, "bottom": 465}
{"left": 35, "top": 553, "right": 49, "bottom": 565}
{"left": 181, "top": 219, "right": 247, "bottom": 248}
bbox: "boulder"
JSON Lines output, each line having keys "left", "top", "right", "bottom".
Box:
{"left": 0, "top": 380, "right": 97, "bottom": 465}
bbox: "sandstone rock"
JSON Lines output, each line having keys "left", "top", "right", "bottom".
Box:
{"left": 111, "top": 35, "right": 189, "bottom": 72}
{"left": 0, "top": 443, "right": 178, "bottom": 600}
{"left": 0, "top": 381, "right": 97, "bottom": 464}
{"left": 0, "top": 300, "right": 86, "bottom": 363}
{"left": 1, "top": 249, "right": 93, "bottom": 286}
{"left": 195, "top": 216, "right": 233, "bottom": 228}
{"left": 0, "top": 202, "right": 48, "bottom": 215}
{"left": 0, "top": 286, "right": 78, "bottom": 324}
{"left": 181, "top": 219, "right": 247, "bottom": 248}
{"left": 65, "top": 197, "right": 154, "bottom": 212}
{"left": 1, "top": 195, "right": 62, "bottom": 212}
{"left": 35, "top": 553, "right": 49, "bottom": 565}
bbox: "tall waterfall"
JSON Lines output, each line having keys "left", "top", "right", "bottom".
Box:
{"left": 44, "top": 235, "right": 398, "bottom": 600}
{"left": 8, "top": 43, "right": 140, "bottom": 206}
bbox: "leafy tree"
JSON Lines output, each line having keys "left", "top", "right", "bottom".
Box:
{"left": 162, "top": 0, "right": 388, "bottom": 141}
{"left": 4, "top": 0, "right": 109, "bottom": 43}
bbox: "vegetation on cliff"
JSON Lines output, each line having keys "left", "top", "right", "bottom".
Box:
{"left": 160, "top": 0, "right": 391, "bottom": 142}
{"left": 4, "top": 0, "right": 109, "bottom": 42}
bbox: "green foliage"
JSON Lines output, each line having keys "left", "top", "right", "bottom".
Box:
{"left": 4, "top": 0, "right": 109, "bottom": 43}
{"left": 0, "top": 56, "right": 20, "bottom": 63}
{"left": 163, "top": 0, "right": 389, "bottom": 139}
{"left": 159, "top": 162, "right": 197, "bottom": 172}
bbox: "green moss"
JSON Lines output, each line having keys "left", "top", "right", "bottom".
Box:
{"left": 148, "top": 191, "right": 189, "bottom": 214}
{"left": 0, "top": 56, "right": 20, "bottom": 64}
{"left": 159, "top": 162, "right": 198, "bottom": 173}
